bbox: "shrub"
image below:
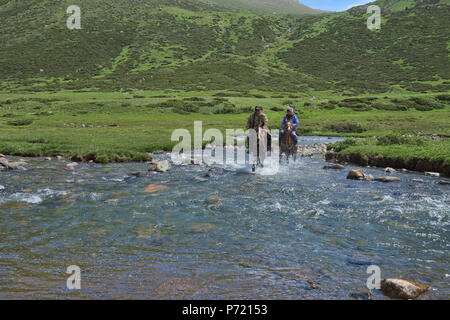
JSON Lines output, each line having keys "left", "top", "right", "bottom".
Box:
{"left": 373, "top": 103, "right": 408, "bottom": 111}
{"left": 326, "top": 122, "right": 365, "bottom": 133}
{"left": 330, "top": 138, "right": 364, "bottom": 152}
{"left": 173, "top": 103, "right": 199, "bottom": 114}
{"left": 7, "top": 119, "right": 33, "bottom": 126}
{"left": 435, "top": 94, "right": 450, "bottom": 102}
{"left": 213, "top": 104, "right": 238, "bottom": 114}
{"left": 376, "top": 133, "right": 424, "bottom": 146}
{"left": 270, "top": 106, "right": 284, "bottom": 112}
{"left": 183, "top": 97, "right": 206, "bottom": 102}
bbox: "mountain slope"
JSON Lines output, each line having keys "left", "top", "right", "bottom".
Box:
{"left": 200, "top": 0, "right": 325, "bottom": 15}
{"left": 0, "top": 0, "right": 448, "bottom": 94}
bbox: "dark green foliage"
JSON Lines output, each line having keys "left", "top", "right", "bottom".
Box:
{"left": 326, "top": 122, "right": 365, "bottom": 133}
{"left": 270, "top": 106, "right": 284, "bottom": 111}
{"left": 330, "top": 138, "right": 364, "bottom": 152}
{"left": 173, "top": 103, "right": 200, "bottom": 114}
{"left": 213, "top": 104, "right": 242, "bottom": 114}
{"left": 7, "top": 119, "right": 34, "bottom": 126}
{"left": 376, "top": 133, "right": 425, "bottom": 146}
{"left": 436, "top": 94, "right": 450, "bottom": 102}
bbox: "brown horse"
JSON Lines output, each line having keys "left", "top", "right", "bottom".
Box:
{"left": 280, "top": 120, "right": 297, "bottom": 163}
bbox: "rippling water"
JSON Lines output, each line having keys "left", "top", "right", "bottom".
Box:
{"left": 0, "top": 137, "right": 448, "bottom": 299}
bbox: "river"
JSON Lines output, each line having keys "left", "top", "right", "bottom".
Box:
{"left": 0, "top": 137, "right": 448, "bottom": 299}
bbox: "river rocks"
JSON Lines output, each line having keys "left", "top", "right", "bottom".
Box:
{"left": 438, "top": 180, "right": 450, "bottom": 185}
{"left": 64, "top": 162, "right": 79, "bottom": 171}
{"left": 425, "top": 171, "right": 440, "bottom": 177}
{"left": 154, "top": 278, "right": 204, "bottom": 297}
{"left": 129, "top": 171, "right": 144, "bottom": 178}
{"left": 0, "top": 157, "right": 10, "bottom": 168}
{"left": 205, "top": 195, "right": 220, "bottom": 204}
{"left": 187, "top": 223, "right": 218, "bottom": 233}
{"left": 0, "top": 157, "right": 26, "bottom": 170}
{"left": 0, "top": 201, "right": 34, "bottom": 210}
{"left": 385, "top": 167, "right": 397, "bottom": 173}
{"left": 45, "top": 157, "right": 52, "bottom": 161}
{"left": 380, "top": 278, "right": 429, "bottom": 300}
{"left": 297, "top": 144, "right": 327, "bottom": 157}
{"left": 204, "top": 167, "right": 227, "bottom": 178}
{"left": 143, "top": 184, "right": 168, "bottom": 193}
{"left": 0, "top": 185, "right": 5, "bottom": 190}
{"left": 323, "top": 163, "right": 346, "bottom": 170}
{"left": 412, "top": 178, "right": 424, "bottom": 183}
{"left": 347, "top": 169, "right": 373, "bottom": 181}
{"left": 375, "top": 176, "right": 401, "bottom": 183}
{"left": 148, "top": 160, "right": 171, "bottom": 172}
{"left": 56, "top": 156, "right": 63, "bottom": 160}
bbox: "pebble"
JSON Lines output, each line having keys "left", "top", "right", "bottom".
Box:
{"left": 375, "top": 176, "right": 401, "bottom": 183}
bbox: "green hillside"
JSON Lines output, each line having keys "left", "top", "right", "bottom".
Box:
{"left": 200, "top": 0, "right": 325, "bottom": 15}
{"left": 0, "top": 0, "right": 448, "bottom": 94}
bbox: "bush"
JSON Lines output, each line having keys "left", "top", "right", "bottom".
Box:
{"left": 173, "top": 103, "right": 199, "bottom": 114}
{"left": 183, "top": 97, "right": 206, "bottom": 102}
{"left": 326, "top": 122, "right": 365, "bottom": 133}
{"left": 408, "top": 97, "right": 444, "bottom": 110}
{"left": 373, "top": 103, "right": 408, "bottom": 111}
{"left": 435, "top": 94, "right": 450, "bottom": 102}
{"left": 270, "top": 106, "right": 284, "bottom": 112}
{"left": 7, "top": 119, "right": 33, "bottom": 126}
{"left": 330, "top": 138, "right": 364, "bottom": 152}
{"left": 213, "top": 104, "right": 239, "bottom": 114}
{"left": 376, "top": 133, "right": 424, "bottom": 146}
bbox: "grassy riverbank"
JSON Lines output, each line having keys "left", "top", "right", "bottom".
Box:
{"left": 0, "top": 90, "right": 449, "bottom": 170}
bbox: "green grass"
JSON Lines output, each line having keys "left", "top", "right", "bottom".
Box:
{"left": 1, "top": 90, "right": 449, "bottom": 164}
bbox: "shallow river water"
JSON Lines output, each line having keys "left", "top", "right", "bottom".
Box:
{"left": 0, "top": 137, "right": 448, "bottom": 299}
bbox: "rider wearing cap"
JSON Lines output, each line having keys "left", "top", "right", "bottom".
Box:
{"left": 246, "top": 106, "right": 268, "bottom": 131}
{"left": 246, "top": 106, "right": 271, "bottom": 152}
{"left": 279, "top": 106, "right": 299, "bottom": 145}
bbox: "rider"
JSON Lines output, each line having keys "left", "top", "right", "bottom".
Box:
{"left": 279, "top": 106, "right": 299, "bottom": 145}
{"left": 246, "top": 106, "right": 272, "bottom": 151}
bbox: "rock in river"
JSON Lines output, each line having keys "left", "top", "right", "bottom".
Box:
{"left": 438, "top": 180, "right": 450, "bottom": 185}
{"left": 323, "top": 164, "right": 346, "bottom": 170}
{"left": 143, "top": 184, "right": 169, "bottom": 194}
{"left": 375, "top": 176, "right": 401, "bottom": 183}
{"left": 425, "top": 172, "right": 440, "bottom": 177}
{"left": 0, "top": 157, "right": 25, "bottom": 170}
{"left": 148, "top": 160, "right": 171, "bottom": 172}
{"left": 347, "top": 169, "right": 373, "bottom": 181}
{"left": 380, "top": 278, "right": 429, "bottom": 300}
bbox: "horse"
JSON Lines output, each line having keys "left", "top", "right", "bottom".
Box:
{"left": 279, "top": 120, "right": 297, "bottom": 163}
{"left": 247, "top": 128, "right": 269, "bottom": 172}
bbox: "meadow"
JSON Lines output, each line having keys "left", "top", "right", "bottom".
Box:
{"left": 1, "top": 90, "right": 449, "bottom": 175}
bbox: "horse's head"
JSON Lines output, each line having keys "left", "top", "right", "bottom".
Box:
{"left": 284, "top": 120, "right": 293, "bottom": 132}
